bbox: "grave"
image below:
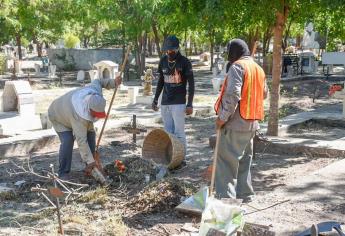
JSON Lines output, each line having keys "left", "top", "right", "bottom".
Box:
{"left": 299, "top": 52, "right": 317, "bottom": 74}
{"left": 77, "top": 70, "right": 85, "bottom": 81}
{"left": 94, "top": 60, "right": 118, "bottom": 79}
{"left": 88, "top": 69, "right": 98, "bottom": 82}
{"left": 0, "top": 81, "right": 42, "bottom": 135}
{"left": 48, "top": 64, "right": 57, "bottom": 78}
{"left": 211, "top": 60, "right": 226, "bottom": 93}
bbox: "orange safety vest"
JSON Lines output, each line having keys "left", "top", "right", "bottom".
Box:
{"left": 214, "top": 58, "right": 266, "bottom": 120}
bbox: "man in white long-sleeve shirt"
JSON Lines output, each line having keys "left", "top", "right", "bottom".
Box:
{"left": 48, "top": 76, "right": 121, "bottom": 184}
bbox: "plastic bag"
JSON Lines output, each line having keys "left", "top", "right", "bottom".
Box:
{"left": 199, "top": 197, "right": 244, "bottom": 236}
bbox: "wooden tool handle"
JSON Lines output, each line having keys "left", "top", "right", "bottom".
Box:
{"left": 96, "top": 45, "right": 131, "bottom": 151}
{"left": 209, "top": 129, "right": 221, "bottom": 196}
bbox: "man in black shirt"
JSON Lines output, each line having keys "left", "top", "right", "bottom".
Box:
{"left": 152, "top": 35, "right": 195, "bottom": 152}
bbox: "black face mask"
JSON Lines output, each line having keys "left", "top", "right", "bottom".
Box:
{"left": 167, "top": 50, "right": 178, "bottom": 60}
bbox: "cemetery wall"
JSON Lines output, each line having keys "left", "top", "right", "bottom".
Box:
{"left": 47, "top": 48, "right": 123, "bottom": 71}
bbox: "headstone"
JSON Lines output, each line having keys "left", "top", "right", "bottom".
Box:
{"left": 211, "top": 77, "right": 224, "bottom": 93}
{"left": 88, "top": 70, "right": 98, "bottom": 81}
{"left": 136, "top": 95, "right": 152, "bottom": 105}
{"left": 77, "top": 70, "right": 85, "bottom": 81}
{"left": 48, "top": 64, "right": 56, "bottom": 78}
{"left": 0, "top": 81, "right": 42, "bottom": 135}
{"left": 93, "top": 60, "right": 119, "bottom": 79}
{"left": 34, "top": 63, "right": 41, "bottom": 75}
{"left": 3, "top": 80, "right": 35, "bottom": 116}
{"left": 128, "top": 87, "right": 139, "bottom": 104}
{"left": 300, "top": 52, "right": 316, "bottom": 74}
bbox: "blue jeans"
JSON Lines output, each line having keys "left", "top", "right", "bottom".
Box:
{"left": 57, "top": 131, "right": 96, "bottom": 177}
{"left": 161, "top": 104, "right": 186, "bottom": 149}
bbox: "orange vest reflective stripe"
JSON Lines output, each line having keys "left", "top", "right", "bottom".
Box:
{"left": 214, "top": 59, "right": 266, "bottom": 120}
{"left": 236, "top": 59, "right": 265, "bottom": 120}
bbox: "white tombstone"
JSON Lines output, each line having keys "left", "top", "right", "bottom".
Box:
{"left": 2, "top": 81, "right": 35, "bottom": 116}
{"left": 77, "top": 70, "right": 85, "bottom": 81}
{"left": 300, "top": 52, "right": 316, "bottom": 74}
{"left": 93, "top": 60, "right": 119, "bottom": 79}
{"left": 48, "top": 64, "right": 56, "bottom": 78}
{"left": 211, "top": 77, "right": 224, "bottom": 93}
{"left": 0, "top": 81, "right": 42, "bottom": 135}
{"left": 34, "top": 63, "right": 41, "bottom": 75}
{"left": 88, "top": 70, "right": 98, "bottom": 82}
{"left": 128, "top": 87, "right": 139, "bottom": 104}
{"left": 136, "top": 95, "right": 152, "bottom": 105}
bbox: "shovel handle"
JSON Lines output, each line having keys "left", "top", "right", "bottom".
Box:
{"left": 209, "top": 129, "right": 221, "bottom": 196}
{"left": 96, "top": 45, "right": 131, "bottom": 151}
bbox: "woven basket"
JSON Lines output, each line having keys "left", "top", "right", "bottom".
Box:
{"left": 142, "top": 129, "right": 185, "bottom": 169}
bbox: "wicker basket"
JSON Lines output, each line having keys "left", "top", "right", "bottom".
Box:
{"left": 142, "top": 129, "right": 185, "bottom": 169}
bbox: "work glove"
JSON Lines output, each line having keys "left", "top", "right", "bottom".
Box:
{"left": 152, "top": 101, "right": 159, "bottom": 111}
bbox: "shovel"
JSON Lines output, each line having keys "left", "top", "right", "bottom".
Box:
{"left": 93, "top": 45, "right": 132, "bottom": 172}
{"left": 175, "top": 129, "right": 221, "bottom": 215}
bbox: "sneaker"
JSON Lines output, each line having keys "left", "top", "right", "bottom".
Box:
{"left": 240, "top": 196, "right": 255, "bottom": 204}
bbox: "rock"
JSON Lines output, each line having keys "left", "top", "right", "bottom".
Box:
{"left": 14, "top": 180, "right": 26, "bottom": 187}
{"left": 181, "top": 223, "right": 198, "bottom": 232}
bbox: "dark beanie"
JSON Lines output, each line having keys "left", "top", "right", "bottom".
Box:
{"left": 227, "top": 39, "right": 250, "bottom": 65}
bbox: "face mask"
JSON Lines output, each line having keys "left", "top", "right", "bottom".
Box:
{"left": 167, "top": 50, "right": 178, "bottom": 60}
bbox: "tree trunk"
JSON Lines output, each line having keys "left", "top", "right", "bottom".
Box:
{"left": 267, "top": 4, "right": 288, "bottom": 136}
{"left": 247, "top": 27, "right": 260, "bottom": 54}
{"left": 184, "top": 30, "right": 188, "bottom": 57}
{"left": 16, "top": 34, "right": 22, "bottom": 60}
{"left": 193, "top": 40, "right": 197, "bottom": 55}
{"left": 135, "top": 35, "right": 143, "bottom": 78}
{"left": 296, "top": 35, "right": 302, "bottom": 48}
{"left": 37, "top": 42, "right": 43, "bottom": 57}
{"left": 210, "top": 31, "right": 214, "bottom": 71}
{"left": 140, "top": 32, "right": 147, "bottom": 75}
{"left": 282, "top": 19, "right": 293, "bottom": 52}
{"left": 83, "top": 37, "right": 89, "bottom": 48}
{"left": 152, "top": 20, "right": 162, "bottom": 57}
{"left": 148, "top": 37, "right": 153, "bottom": 56}
{"left": 262, "top": 27, "right": 273, "bottom": 56}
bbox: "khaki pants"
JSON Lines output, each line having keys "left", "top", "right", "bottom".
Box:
{"left": 215, "top": 128, "right": 255, "bottom": 199}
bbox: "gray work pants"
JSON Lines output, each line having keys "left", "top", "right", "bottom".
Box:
{"left": 215, "top": 128, "right": 255, "bottom": 199}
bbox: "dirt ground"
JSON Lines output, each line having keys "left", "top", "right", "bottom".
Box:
{"left": 0, "top": 62, "right": 345, "bottom": 235}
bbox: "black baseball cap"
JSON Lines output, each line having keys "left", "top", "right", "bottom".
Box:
{"left": 162, "top": 35, "right": 179, "bottom": 51}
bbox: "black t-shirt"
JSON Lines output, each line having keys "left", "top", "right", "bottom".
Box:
{"left": 154, "top": 52, "right": 194, "bottom": 107}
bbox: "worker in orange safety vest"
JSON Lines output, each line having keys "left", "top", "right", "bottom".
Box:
{"left": 214, "top": 38, "right": 268, "bottom": 202}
